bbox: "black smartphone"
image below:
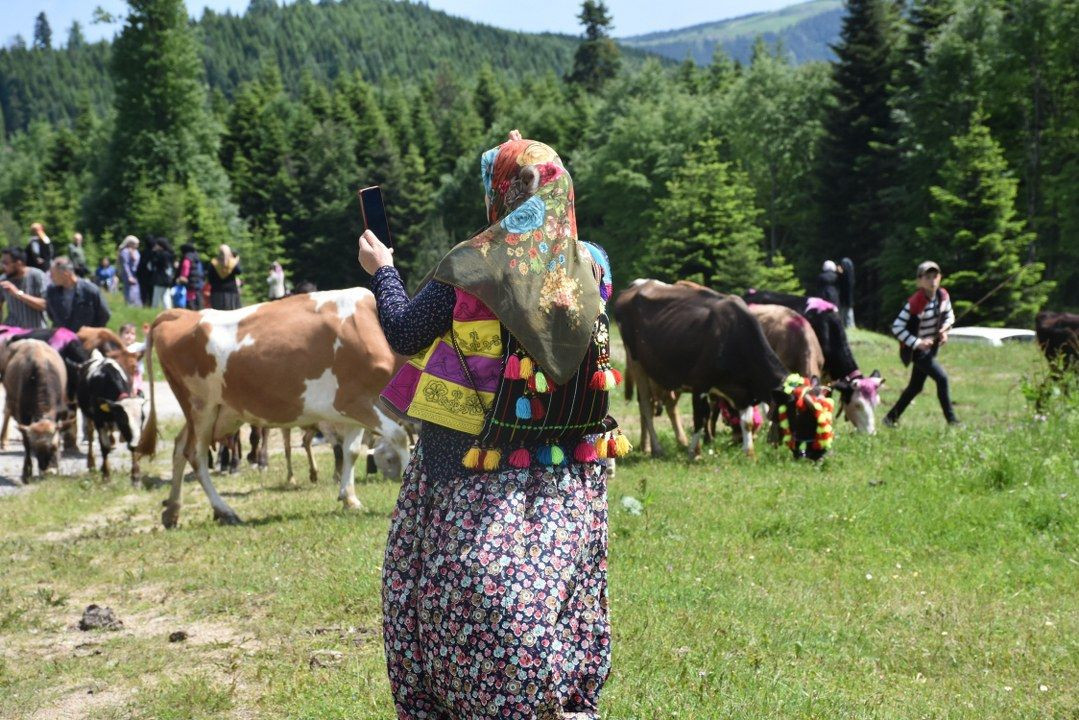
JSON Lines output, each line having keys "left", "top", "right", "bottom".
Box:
{"left": 359, "top": 186, "right": 392, "bottom": 248}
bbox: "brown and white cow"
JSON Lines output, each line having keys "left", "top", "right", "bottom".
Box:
{"left": 3, "top": 340, "right": 73, "bottom": 481}
{"left": 138, "top": 288, "right": 411, "bottom": 528}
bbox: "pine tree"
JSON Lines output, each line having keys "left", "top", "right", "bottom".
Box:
{"left": 473, "top": 65, "right": 505, "bottom": 130}
{"left": 648, "top": 141, "right": 800, "bottom": 294}
{"left": 33, "top": 13, "right": 52, "bottom": 51}
{"left": 95, "top": 0, "right": 237, "bottom": 240}
{"left": 566, "top": 1, "right": 620, "bottom": 92}
{"left": 66, "top": 22, "right": 86, "bottom": 50}
{"left": 814, "top": 0, "right": 903, "bottom": 327}
{"left": 915, "top": 110, "right": 1051, "bottom": 325}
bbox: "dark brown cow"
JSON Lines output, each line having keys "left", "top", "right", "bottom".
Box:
{"left": 613, "top": 280, "right": 831, "bottom": 459}
{"left": 3, "top": 340, "right": 72, "bottom": 481}
{"left": 138, "top": 288, "right": 411, "bottom": 528}
{"left": 1035, "top": 311, "right": 1079, "bottom": 370}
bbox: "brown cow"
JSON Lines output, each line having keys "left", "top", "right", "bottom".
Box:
{"left": 614, "top": 280, "right": 833, "bottom": 460}
{"left": 138, "top": 288, "right": 411, "bottom": 528}
{"left": 3, "top": 340, "right": 72, "bottom": 481}
{"left": 78, "top": 327, "right": 139, "bottom": 386}
{"left": 1035, "top": 311, "right": 1079, "bottom": 370}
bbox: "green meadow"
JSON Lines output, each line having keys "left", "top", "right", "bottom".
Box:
{"left": 0, "top": 330, "right": 1074, "bottom": 719}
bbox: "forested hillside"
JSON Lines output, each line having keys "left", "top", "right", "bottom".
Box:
{"left": 622, "top": 0, "right": 843, "bottom": 64}
{"left": 0, "top": 0, "right": 599, "bottom": 137}
{"left": 1, "top": 0, "right": 1076, "bottom": 323}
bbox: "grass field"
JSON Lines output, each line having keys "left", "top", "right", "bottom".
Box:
{"left": 0, "top": 330, "right": 1075, "bottom": 719}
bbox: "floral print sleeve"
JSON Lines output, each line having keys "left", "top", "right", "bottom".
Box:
{"left": 372, "top": 266, "right": 456, "bottom": 356}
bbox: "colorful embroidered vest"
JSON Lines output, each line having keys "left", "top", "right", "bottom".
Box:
{"left": 380, "top": 288, "right": 630, "bottom": 470}
{"left": 381, "top": 289, "right": 502, "bottom": 435}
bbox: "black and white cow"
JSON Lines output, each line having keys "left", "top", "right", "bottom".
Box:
{"left": 76, "top": 351, "right": 145, "bottom": 480}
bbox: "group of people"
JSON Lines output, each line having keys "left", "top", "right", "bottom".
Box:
{"left": 114, "top": 236, "right": 246, "bottom": 311}
{"left": 0, "top": 245, "right": 110, "bottom": 332}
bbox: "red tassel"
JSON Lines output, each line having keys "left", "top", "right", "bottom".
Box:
{"left": 611, "top": 368, "right": 622, "bottom": 385}
{"left": 607, "top": 438, "right": 618, "bottom": 457}
{"left": 508, "top": 448, "right": 531, "bottom": 468}
{"left": 574, "top": 440, "right": 598, "bottom": 463}
{"left": 590, "top": 370, "right": 606, "bottom": 390}
{"left": 531, "top": 396, "right": 545, "bottom": 419}
{"left": 505, "top": 354, "right": 521, "bottom": 379}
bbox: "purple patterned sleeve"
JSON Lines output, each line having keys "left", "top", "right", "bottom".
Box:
{"left": 371, "top": 266, "right": 456, "bottom": 356}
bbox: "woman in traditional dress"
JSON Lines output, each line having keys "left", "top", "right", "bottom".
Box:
{"left": 207, "top": 244, "right": 242, "bottom": 310}
{"left": 117, "top": 235, "right": 141, "bottom": 306}
{"left": 359, "top": 130, "right": 624, "bottom": 720}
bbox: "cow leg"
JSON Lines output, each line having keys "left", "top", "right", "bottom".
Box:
{"left": 62, "top": 404, "right": 79, "bottom": 454}
{"left": 303, "top": 428, "right": 319, "bottom": 484}
{"left": 337, "top": 428, "right": 365, "bottom": 510}
{"left": 635, "top": 369, "right": 663, "bottom": 457}
{"left": 85, "top": 422, "right": 96, "bottom": 473}
{"left": 99, "top": 424, "right": 113, "bottom": 480}
{"left": 20, "top": 431, "right": 31, "bottom": 483}
{"left": 665, "top": 392, "right": 688, "bottom": 448}
{"left": 0, "top": 408, "right": 9, "bottom": 450}
{"left": 258, "top": 427, "right": 269, "bottom": 470}
{"left": 162, "top": 424, "right": 191, "bottom": 528}
{"left": 282, "top": 428, "right": 295, "bottom": 484}
{"left": 333, "top": 441, "right": 343, "bottom": 484}
{"left": 740, "top": 406, "right": 757, "bottom": 459}
{"left": 689, "top": 393, "right": 710, "bottom": 460}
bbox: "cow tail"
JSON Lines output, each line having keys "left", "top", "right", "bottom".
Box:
{"left": 135, "top": 325, "right": 158, "bottom": 458}
{"left": 622, "top": 339, "right": 635, "bottom": 402}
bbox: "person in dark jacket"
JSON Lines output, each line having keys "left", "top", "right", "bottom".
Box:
{"left": 136, "top": 239, "right": 154, "bottom": 307}
{"left": 177, "top": 243, "right": 206, "bottom": 310}
{"left": 46, "top": 257, "right": 111, "bottom": 331}
{"left": 816, "top": 260, "right": 840, "bottom": 306}
{"left": 148, "top": 237, "right": 176, "bottom": 309}
{"left": 208, "top": 244, "right": 242, "bottom": 310}
{"left": 838, "top": 257, "right": 855, "bottom": 328}
{"left": 26, "top": 222, "right": 54, "bottom": 272}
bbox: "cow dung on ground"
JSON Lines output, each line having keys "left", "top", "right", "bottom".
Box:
{"left": 78, "top": 604, "right": 123, "bottom": 631}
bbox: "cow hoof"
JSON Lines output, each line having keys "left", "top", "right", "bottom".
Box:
{"left": 341, "top": 496, "right": 363, "bottom": 511}
{"left": 162, "top": 502, "right": 181, "bottom": 529}
{"left": 213, "top": 509, "right": 243, "bottom": 525}
{"left": 309, "top": 472, "right": 318, "bottom": 484}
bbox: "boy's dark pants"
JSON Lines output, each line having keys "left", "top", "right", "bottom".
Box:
{"left": 886, "top": 349, "right": 957, "bottom": 423}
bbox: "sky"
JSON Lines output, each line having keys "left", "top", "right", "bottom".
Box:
{"left": 3, "top": 0, "right": 803, "bottom": 47}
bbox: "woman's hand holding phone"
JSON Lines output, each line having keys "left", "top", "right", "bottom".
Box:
{"left": 358, "top": 229, "right": 394, "bottom": 275}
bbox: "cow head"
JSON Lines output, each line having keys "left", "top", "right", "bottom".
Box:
{"left": 774, "top": 374, "right": 835, "bottom": 461}
{"left": 831, "top": 370, "right": 884, "bottom": 434}
{"left": 104, "top": 396, "right": 147, "bottom": 450}
{"left": 371, "top": 425, "right": 411, "bottom": 480}
{"left": 17, "top": 418, "right": 70, "bottom": 473}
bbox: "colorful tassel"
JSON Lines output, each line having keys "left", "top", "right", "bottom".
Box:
{"left": 589, "top": 370, "right": 606, "bottom": 390}
{"left": 613, "top": 434, "right": 631, "bottom": 457}
{"left": 575, "top": 440, "right": 598, "bottom": 463}
{"left": 533, "top": 372, "right": 548, "bottom": 393}
{"left": 607, "top": 437, "right": 618, "bottom": 457}
{"left": 462, "top": 447, "right": 482, "bottom": 469}
{"left": 594, "top": 436, "right": 609, "bottom": 459}
{"left": 611, "top": 367, "right": 623, "bottom": 385}
{"left": 515, "top": 396, "right": 532, "bottom": 420}
{"left": 531, "top": 396, "right": 545, "bottom": 419}
{"left": 550, "top": 445, "right": 566, "bottom": 466}
{"left": 508, "top": 448, "right": 531, "bottom": 468}
{"left": 505, "top": 354, "right": 521, "bottom": 379}
{"left": 602, "top": 370, "right": 616, "bottom": 390}
{"left": 536, "top": 445, "right": 553, "bottom": 466}
{"left": 482, "top": 449, "right": 501, "bottom": 471}
{"left": 519, "top": 357, "right": 534, "bottom": 379}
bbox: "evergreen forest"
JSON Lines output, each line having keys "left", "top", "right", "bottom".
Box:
{"left": 0, "top": 0, "right": 1075, "bottom": 326}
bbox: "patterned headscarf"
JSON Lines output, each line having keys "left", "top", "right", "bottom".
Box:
{"left": 431, "top": 138, "right": 602, "bottom": 385}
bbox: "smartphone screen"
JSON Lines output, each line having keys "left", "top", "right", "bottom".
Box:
{"left": 359, "top": 186, "right": 392, "bottom": 248}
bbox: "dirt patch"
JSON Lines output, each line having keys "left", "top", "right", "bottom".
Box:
{"left": 29, "top": 684, "right": 130, "bottom": 720}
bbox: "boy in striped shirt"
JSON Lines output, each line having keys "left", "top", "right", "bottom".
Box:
{"left": 883, "top": 260, "right": 960, "bottom": 427}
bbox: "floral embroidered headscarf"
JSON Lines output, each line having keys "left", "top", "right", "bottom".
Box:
{"left": 431, "top": 138, "right": 602, "bottom": 385}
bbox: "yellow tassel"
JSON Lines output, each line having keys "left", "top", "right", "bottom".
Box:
{"left": 595, "top": 435, "right": 609, "bottom": 459}
{"left": 614, "top": 434, "right": 631, "bottom": 457}
{"left": 519, "top": 357, "right": 534, "bottom": 379}
{"left": 482, "top": 449, "right": 501, "bottom": 471}
{"left": 462, "top": 447, "right": 482, "bottom": 469}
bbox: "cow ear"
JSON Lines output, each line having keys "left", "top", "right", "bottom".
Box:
{"left": 810, "top": 375, "right": 821, "bottom": 387}
{"left": 15, "top": 423, "right": 29, "bottom": 433}
{"left": 59, "top": 417, "right": 76, "bottom": 429}
{"left": 870, "top": 368, "right": 881, "bottom": 378}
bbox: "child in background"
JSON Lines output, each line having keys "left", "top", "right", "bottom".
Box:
{"left": 96, "top": 258, "right": 117, "bottom": 292}
{"left": 120, "top": 322, "right": 147, "bottom": 396}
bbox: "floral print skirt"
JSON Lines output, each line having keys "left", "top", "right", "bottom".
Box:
{"left": 383, "top": 443, "right": 611, "bottom": 720}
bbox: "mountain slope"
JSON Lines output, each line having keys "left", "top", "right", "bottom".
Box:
{"left": 1, "top": 0, "right": 645, "bottom": 136}
{"left": 621, "top": 0, "right": 843, "bottom": 65}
